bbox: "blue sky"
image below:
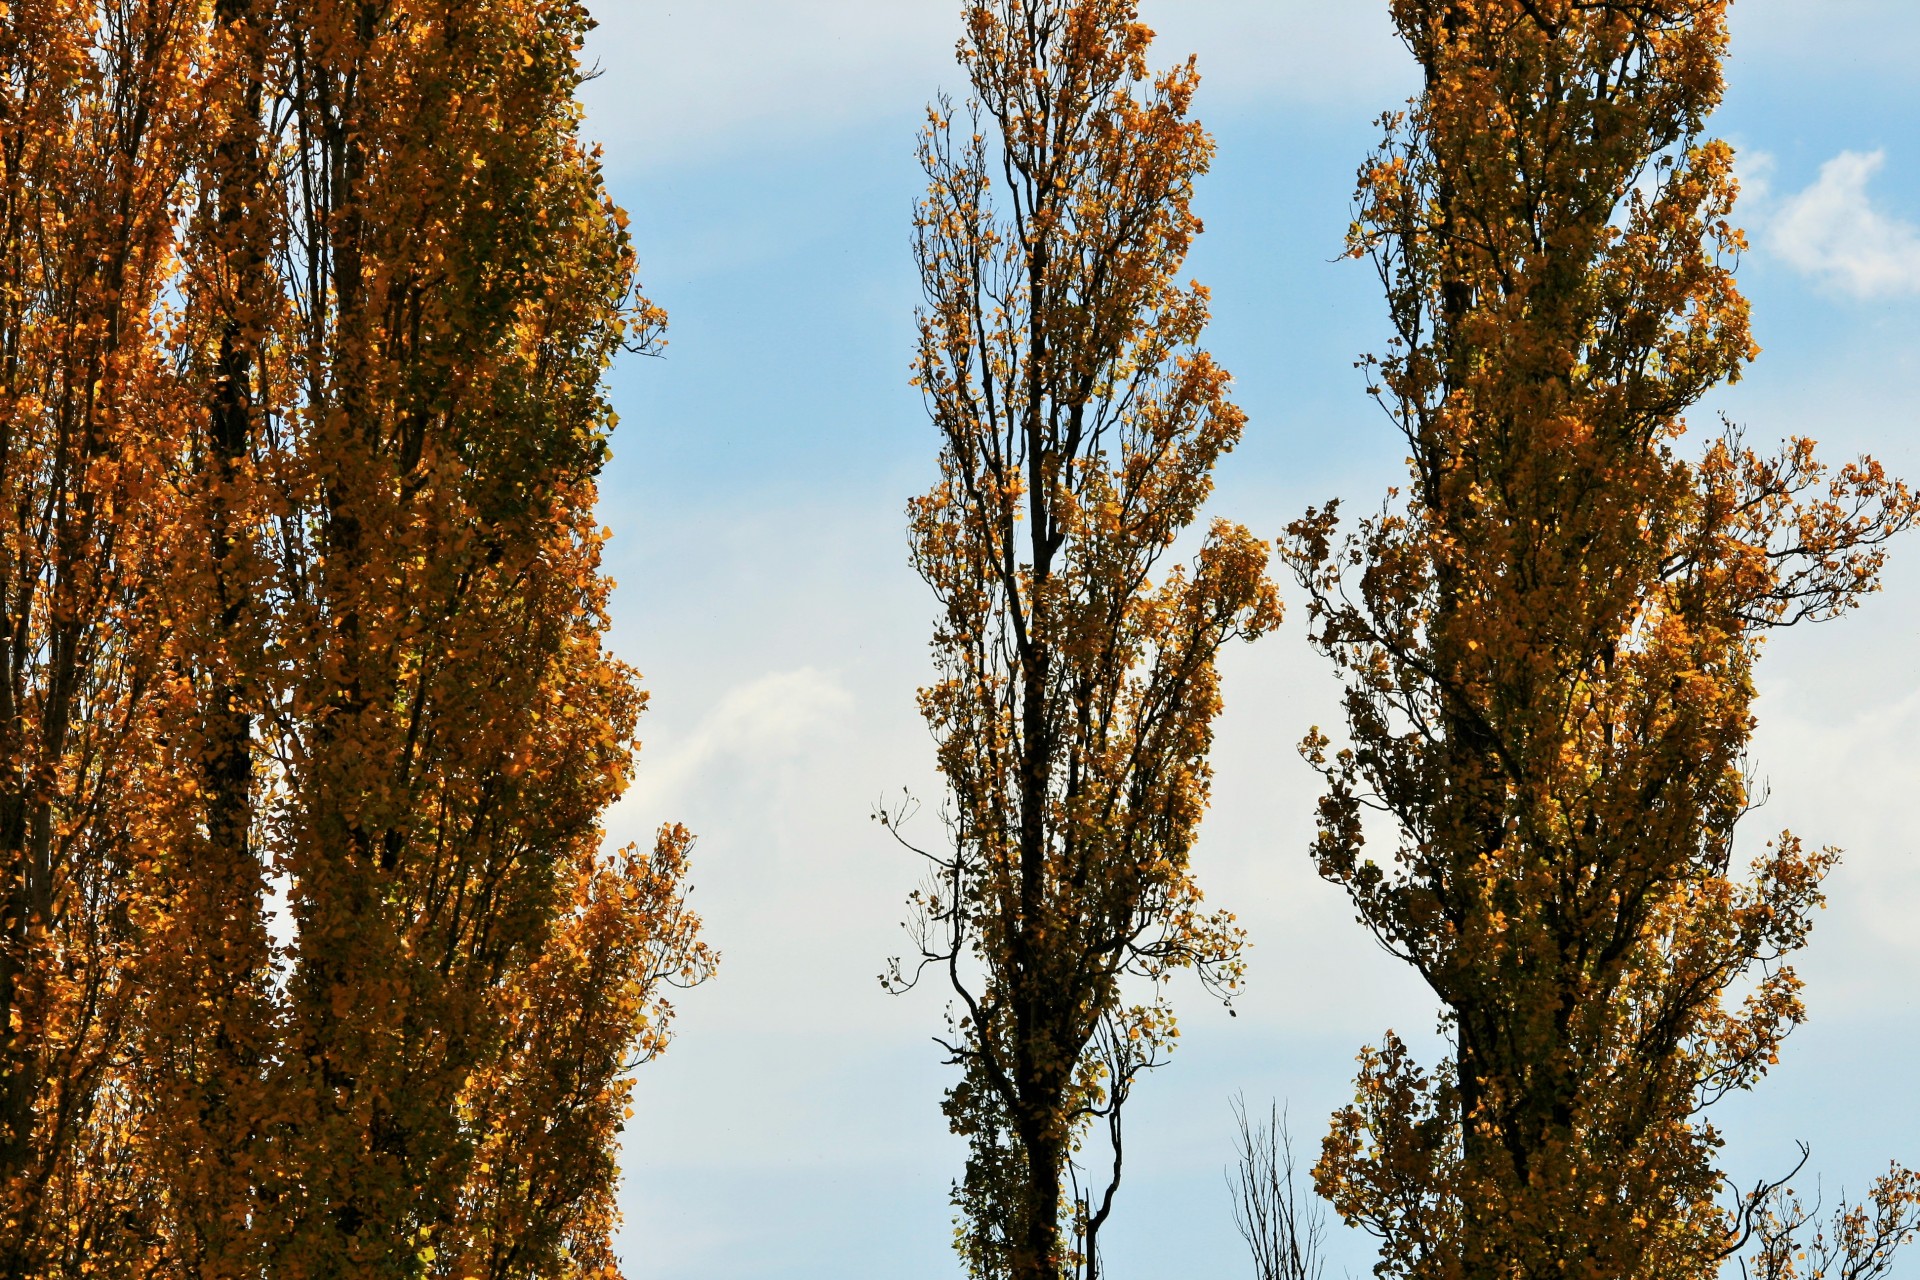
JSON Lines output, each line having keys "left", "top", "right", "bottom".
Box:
{"left": 573, "top": 3, "right": 1920, "bottom": 1275}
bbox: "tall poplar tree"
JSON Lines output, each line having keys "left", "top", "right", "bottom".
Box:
{"left": 894, "top": 3, "right": 1280, "bottom": 1276}
{"left": 0, "top": 2, "right": 711, "bottom": 1276}
{"left": 253, "top": 1, "right": 711, "bottom": 1274}
{"left": 1285, "top": 4, "right": 1920, "bottom": 1280}
{"left": 135, "top": 0, "right": 284, "bottom": 1271}
{"left": 0, "top": 2, "right": 204, "bottom": 1272}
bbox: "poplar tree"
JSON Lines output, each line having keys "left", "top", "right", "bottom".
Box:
{"left": 894, "top": 3, "right": 1280, "bottom": 1276}
{"left": 0, "top": 2, "right": 203, "bottom": 1272}
{"left": 136, "top": 0, "right": 284, "bottom": 1271}
{"left": 254, "top": 2, "right": 711, "bottom": 1273}
{"left": 1284, "top": 4, "right": 1920, "bottom": 1280}
{"left": 0, "top": 3, "right": 710, "bottom": 1276}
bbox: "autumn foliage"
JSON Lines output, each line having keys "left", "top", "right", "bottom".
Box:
{"left": 891, "top": 2, "right": 1279, "bottom": 1276}
{"left": 0, "top": 1, "right": 205, "bottom": 1269}
{"left": 3, "top": 0, "right": 1916, "bottom": 1276}
{"left": 0, "top": 2, "right": 709, "bottom": 1277}
{"left": 1286, "top": 4, "right": 1920, "bottom": 1280}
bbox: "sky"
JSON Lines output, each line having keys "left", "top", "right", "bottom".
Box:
{"left": 571, "top": 3, "right": 1920, "bottom": 1276}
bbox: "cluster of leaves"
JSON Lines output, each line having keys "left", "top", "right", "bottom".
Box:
{"left": 0, "top": 2, "right": 710, "bottom": 1277}
{"left": 1281, "top": 4, "right": 1920, "bottom": 1280}
{"left": 891, "top": 2, "right": 1280, "bottom": 1277}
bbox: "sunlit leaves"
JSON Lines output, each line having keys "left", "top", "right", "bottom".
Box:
{"left": 1286, "top": 5, "right": 1920, "bottom": 1280}
{"left": 0, "top": 2, "right": 706, "bottom": 1276}
{"left": 898, "top": 3, "right": 1278, "bottom": 1277}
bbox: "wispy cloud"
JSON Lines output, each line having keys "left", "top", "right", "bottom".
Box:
{"left": 633, "top": 667, "right": 856, "bottom": 810}
{"left": 1768, "top": 150, "right": 1920, "bottom": 298}
{"left": 580, "top": 0, "right": 1408, "bottom": 172}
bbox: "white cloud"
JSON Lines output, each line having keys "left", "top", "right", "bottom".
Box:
{"left": 1735, "top": 147, "right": 1776, "bottom": 207}
{"left": 581, "top": 1, "right": 951, "bottom": 171}
{"left": 581, "top": 0, "right": 1409, "bottom": 172}
{"left": 630, "top": 666, "right": 855, "bottom": 809}
{"left": 1769, "top": 150, "right": 1920, "bottom": 298}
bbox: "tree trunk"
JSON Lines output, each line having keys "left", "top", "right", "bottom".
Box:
{"left": 1015, "top": 1127, "right": 1067, "bottom": 1280}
